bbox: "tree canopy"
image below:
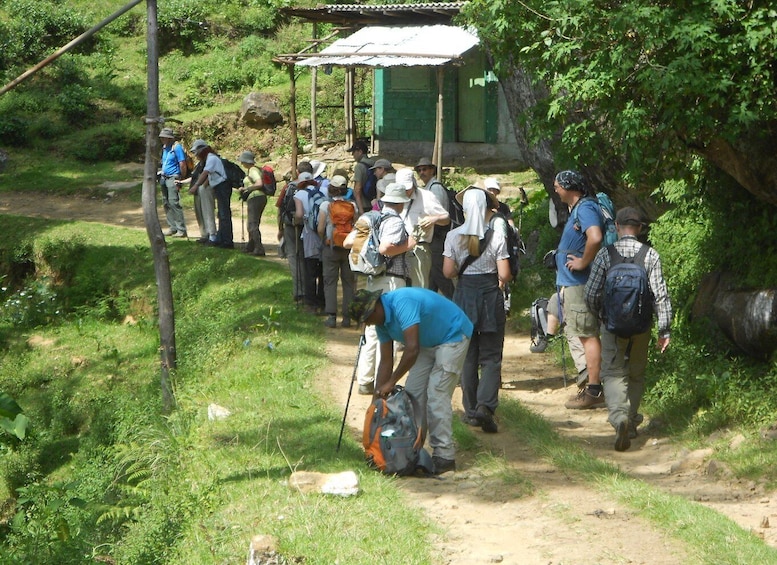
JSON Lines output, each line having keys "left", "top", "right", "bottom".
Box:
{"left": 463, "top": 0, "right": 777, "bottom": 204}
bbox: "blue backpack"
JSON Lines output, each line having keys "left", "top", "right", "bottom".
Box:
{"left": 573, "top": 193, "right": 617, "bottom": 246}
{"left": 304, "top": 185, "right": 328, "bottom": 232}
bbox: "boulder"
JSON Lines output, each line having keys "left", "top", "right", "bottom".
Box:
{"left": 240, "top": 92, "right": 283, "bottom": 129}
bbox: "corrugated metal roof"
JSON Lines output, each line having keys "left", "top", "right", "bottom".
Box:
{"left": 321, "top": 2, "right": 467, "bottom": 12}
{"left": 282, "top": 2, "right": 467, "bottom": 25}
{"left": 295, "top": 25, "right": 479, "bottom": 68}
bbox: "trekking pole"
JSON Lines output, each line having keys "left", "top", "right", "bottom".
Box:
{"left": 337, "top": 333, "right": 366, "bottom": 452}
{"left": 556, "top": 288, "right": 568, "bottom": 388}
{"left": 241, "top": 198, "right": 245, "bottom": 243}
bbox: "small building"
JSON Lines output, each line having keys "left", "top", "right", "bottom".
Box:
{"left": 277, "top": 2, "right": 525, "bottom": 171}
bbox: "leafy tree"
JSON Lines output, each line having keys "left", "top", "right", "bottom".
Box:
{"left": 462, "top": 0, "right": 777, "bottom": 206}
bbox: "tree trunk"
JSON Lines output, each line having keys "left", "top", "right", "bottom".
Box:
{"left": 144, "top": 0, "right": 175, "bottom": 414}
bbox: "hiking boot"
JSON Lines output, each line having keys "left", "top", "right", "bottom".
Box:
{"left": 615, "top": 421, "right": 632, "bottom": 451}
{"left": 171, "top": 231, "right": 187, "bottom": 238}
{"left": 341, "top": 318, "right": 352, "bottom": 328}
{"left": 530, "top": 334, "right": 549, "bottom": 353}
{"left": 164, "top": 229, "right": 178, "bottom": 236}
{"left": 564, "top": 386, "right": 606, "bottom": 410}
{"left": 358, "top": 382, "right": 374, "bottom": 395}
{"left": 461, "top": 414, "right": 480, "bottom": 427}
{"left": 324, "top": 315, "right": 337, "bottom": 328}
{"left": 432, "top": 456, "right": 456, "bottom": 474}
{"left": 629, "top": 413, "right": 644, "bottom": 439}
{"left": 475, "top": 405, "right": 498, "bottom": 433}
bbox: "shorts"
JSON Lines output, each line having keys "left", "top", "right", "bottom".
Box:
{"left": 561, "top": 285, "right": 599, "bottom": 338}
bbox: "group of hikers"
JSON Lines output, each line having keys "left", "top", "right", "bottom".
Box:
{"left": 158, "top": 129, "right": 673, "bottom": 473}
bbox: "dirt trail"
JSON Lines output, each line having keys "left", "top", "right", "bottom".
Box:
{"left": 3, "top": 184, "right": 777, "bottom": 564}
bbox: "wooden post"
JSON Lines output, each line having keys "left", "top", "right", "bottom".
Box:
{"left": 433, "top": 66, "right": 445, "bottom": 181}
{"left": 289, "top": 64, "right": 298, "bottom": 172}
{"left": 142, "top": 0, "right": 175, "bottom": 413}
{"left": 311, "top": 23, "right": 318, "bottom": 151}
{"left": 345, "top": 66, "right": 355, "bottom": 148}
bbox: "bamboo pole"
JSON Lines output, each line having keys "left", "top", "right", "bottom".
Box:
{"left": 433, "top": 66, "right": 445, "bottom": 180}
{"left": 311, "top": 23, "right": 318, "bottom": 151}
{"left": 289, "top": 65, "right": 299, "bottom": 171}
{"left": 0, "top": 0, "right": 144, "bottom": 96}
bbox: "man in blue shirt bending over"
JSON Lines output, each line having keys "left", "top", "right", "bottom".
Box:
{"left": 350, "top": 287, "right": 472, "bottom": 474}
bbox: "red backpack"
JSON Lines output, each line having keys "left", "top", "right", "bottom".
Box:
{"left": 327, "top": 199, "right": 356, "bottom": 248}
{"left": 260, "top": 165, "right": 277, "bottom": 196}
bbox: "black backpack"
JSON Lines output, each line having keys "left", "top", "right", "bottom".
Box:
{"left": 220, "top": 158, "right": 246, "bottom": 189}
{"left": 428, "top": 181, "right": 465, "bottom": 229}
{"left": 281, "top": 181, "right": 301, "bottom": 226}
{"left": 489, "top": 213, "right": 522, "bottom": 278}
{"left": 603, "top": 245, "right": 654, "bottom": 338}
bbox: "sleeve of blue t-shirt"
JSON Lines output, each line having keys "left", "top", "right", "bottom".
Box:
{"left": 173, "top": 143, "right": 186, "bottom": 164}
{"left": 576, "top": 200, "right": 603, "bottom": 233}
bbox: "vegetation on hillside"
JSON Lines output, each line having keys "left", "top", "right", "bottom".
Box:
{"left": 2, "top": 0, "right": 777, "bottom": 560}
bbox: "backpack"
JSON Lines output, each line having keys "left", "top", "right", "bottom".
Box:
{"left": 489, "top": 213, "right": 523, "bottom": 278}
{"left": 260, "top": 165, "right": 277, "bottom": 196}
{"left": 174, "top": 142, "right": 195, "bottom": 177}
{"left": 327, "top": 200, "right": 356, "bottom": 248}
{"left": 304, "top": 185, "right": 328, "bottom": 232}
{"left": 363, "top": 385, "right": 433, "bottom": 476}
{"left": 430, "top": 181, "right": 465, "bottom": 239}
{"left": 348, "top": 210, "right": 385, "bottom": 275}
{"left": 221, "top": 157, "right": 246, "bottom": 189}
{"left": 530, "top": 297, "right": 550, "bottom": 350}
{"left": 280, "top": 181, "right": 301, "bottom": 226}
{"left": 603, "top": 245, "right": 654, "bottom": 338}
{"left": 362, "top": 164, "right": 378, "bottom": 202}
{"left": 572, "top": 193, "right": 617, "bottom": 246}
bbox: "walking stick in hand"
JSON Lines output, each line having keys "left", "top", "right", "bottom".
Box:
{"left": 337, "top": 333, "right": 366, "bottom": 452}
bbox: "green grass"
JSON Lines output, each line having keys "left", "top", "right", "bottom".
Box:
{"left": 0, "top": 216, "right": 436, "bottom": 563}
{"left": 499, "top": 399, "right": 777, "bottom": 564}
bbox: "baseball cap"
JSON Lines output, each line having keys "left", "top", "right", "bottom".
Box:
{"left": 483, "top": 177, "right": 501, "bottom": 191}
{"left": 395, "top": 168, "right": 416, "bottom": 190}
{"left": 348, "top": 289, "right": 384, "bottom": 323}
{"left": 615, "top": 207, "right": 646, "bottom": 226}
{"left": 347, "top": 140, "right": 369, "bottom": 153}
{"left": 329, "top": 175, "right": 347, "bottom": 189}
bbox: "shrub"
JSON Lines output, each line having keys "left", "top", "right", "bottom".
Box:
{"left": 0, "top": 0, "right": 96, "bottom": 69}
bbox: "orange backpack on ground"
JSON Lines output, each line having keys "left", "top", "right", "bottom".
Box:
{"left": 327, "top": 199, "right": 356, "bottom": 248}
{"left": 363, "top": 386, "right": 432, "bottom": 476}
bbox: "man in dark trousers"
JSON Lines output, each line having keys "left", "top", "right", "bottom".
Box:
{"left": 349, "top": 287, "right": 472, "bottom": 473}
{"left": 585, "top": 207, "right": 672, "bottom": 451}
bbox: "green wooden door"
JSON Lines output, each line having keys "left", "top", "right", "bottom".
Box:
{"left": 457, "top": 51, "right": 486, "bottom": 142}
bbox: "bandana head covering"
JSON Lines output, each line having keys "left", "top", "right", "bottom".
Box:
{"left": 554, "top": 170, "right": 587, "bottom": 194}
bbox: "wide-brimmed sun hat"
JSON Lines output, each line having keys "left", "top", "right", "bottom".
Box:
{"left": 381, "top": 182, "right": 411, "bottom": 203}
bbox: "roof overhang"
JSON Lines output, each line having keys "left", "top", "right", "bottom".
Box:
{"left": 289, "top": 25, "right": 479, "bottom": 68}
{"left": 281, "top": 2, "right": 467, "bottom": 26}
